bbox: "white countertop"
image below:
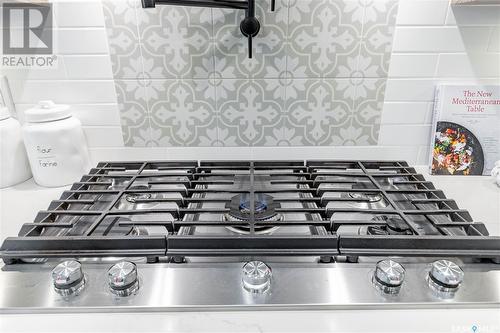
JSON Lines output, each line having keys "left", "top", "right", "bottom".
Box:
{"left": 0, "top": 166, "right": 499, "bottom": 333}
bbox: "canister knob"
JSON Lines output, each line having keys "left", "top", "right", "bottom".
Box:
{"left": 51, "top": 260, "right": 86, "bottom": 296}
{"left": 242, "top": 261, "right": 272, "bottom": 293}
{"left": 428, "top": 260, "right": 464, "bottom": 293}
{"left": 107, "top": 261, "right": 139, "bottom": 297}
{"left": 372, "top": 259, "right": 405, "bottom": 294}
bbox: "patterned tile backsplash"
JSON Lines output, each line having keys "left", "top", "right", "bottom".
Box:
{"left": 102, "top": 0, "right": 399, "bottom": 147}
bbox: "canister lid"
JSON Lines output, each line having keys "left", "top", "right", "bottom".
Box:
{"left": 0, "top": 106, "right": 11, "bottom": 121}
{"left": 24, "top": 100, "right": 71, "bottom": 123}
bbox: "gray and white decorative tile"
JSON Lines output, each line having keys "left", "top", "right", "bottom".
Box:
{"left": 270, "top": 124, "right": 309, "bottom": 146}
{"left": 137, "top": 5, "right": 214, "bottom": 79}
{"left": 287, "top": 0, "right": 363, "bottom": 78}
{"left": 102, "top": 0, "right": 144, "bottom": 79}
{"left": 103, "top": 0, "right": 399, "bottom": 147}
{"left": 114, "top": 79, "right": 152, "bottom": 147}
{"left": 213, "top": 0, "right": 288, "bottom": 79}
{"left": 352, "top": 78, "right": 386, "bottom": 143}
{"left": 149, "top": 80, "right": 218, "bottom": 146}
{"left": 330, "top": 122, "right": 373, "bottom": 146}
{"left": 327, "top": 78, "right": 386, "bottom": 146}
{"left": 358, "top": 0, "right": 399, "bottom": 77}
{"left": 285, "top": 79, "right": 353, "bottom": 145}
{"left": 218, "top": 80, "right": 285, "bottom": 146}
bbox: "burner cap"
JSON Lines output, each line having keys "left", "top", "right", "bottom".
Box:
{"left": 386, "top": 217, "right": 412, "bottom": 234}
{"left": 125, "top": 184, "right": 152, "bottom": 203}
{"left": 239, "top": 200, "right": 268, "bottom": 215}
{"left": 371, "top": 215, "right": 389, "bottom": 222}
{"left": 223, "top": 194, "right": 282, "bottom": 235}
{"left": 367, "top": 216, "right": 413, "bottom": 236}
{"left": 350, "top": 182, "right": 383, "bottom": 202}
{"left": 125, "top": 192, "right": 152, "bottom": 203}
{"left": 226, "top": 194, "right": 279, "bottom": 221}
{"left": 349, "top": 192, "right": 382, "bottom": 202}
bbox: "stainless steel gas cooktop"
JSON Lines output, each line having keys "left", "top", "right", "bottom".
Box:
{"left": 1, "top": 160, "right": 499, "bottom": 312}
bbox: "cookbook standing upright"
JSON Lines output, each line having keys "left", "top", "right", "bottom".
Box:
{"left": 430, "top": 85, "right": 500, "bottom": 176}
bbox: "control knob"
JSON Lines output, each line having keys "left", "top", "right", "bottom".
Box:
{"left": 372, "top": 259, "right": 405, "bottom": 294}
{"left": 242, "top": 261, "right": 272, "bottom": 293}
{"left": 107, "top": 261, "right": 139, "bottom": 296}
{"left": 51, "top": 260, "right": 86, "bottom": 296}
{"left": 428, "top": 260, "right": 464, "bottom": 293}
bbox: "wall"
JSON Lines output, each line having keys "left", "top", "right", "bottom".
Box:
{"left": 383, "top": 0, "right": 500, "bottom": 165}
{"left": 1, "top": 0, "right": 499, "bottom": 164}
{"left": 102, "top": 0, "right": 399, "bottom": 148}
{"left": 1, "top": 0, "right": 124, "bottom": 149}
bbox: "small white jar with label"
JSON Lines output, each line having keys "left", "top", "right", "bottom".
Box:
{"left": 23, "top": 101, "right": 91, "bottom": 187}
{"left": 0, "top": 106, "right": 32, "bottom": 188}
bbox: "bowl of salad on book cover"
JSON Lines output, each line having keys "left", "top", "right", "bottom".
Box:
{"left": 432, "top": 121, "right": 485, "bottom": 175}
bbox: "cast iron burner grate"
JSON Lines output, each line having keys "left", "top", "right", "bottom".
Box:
{"left": 1, "top": 160, "right": 499, "bottom": 264}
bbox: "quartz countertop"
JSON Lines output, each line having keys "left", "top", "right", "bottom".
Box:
{"left": 1, "top": 166, "right": 499, "bottom": 333}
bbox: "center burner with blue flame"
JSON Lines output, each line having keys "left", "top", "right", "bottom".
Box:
{"left": 223, "top": 193, "right": 283, "bottom": 235}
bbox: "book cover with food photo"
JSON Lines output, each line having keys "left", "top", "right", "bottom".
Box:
{"left": 430, "top": 85, "right": 500, "bottom": 176}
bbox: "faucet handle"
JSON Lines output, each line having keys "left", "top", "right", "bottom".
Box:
{"left": 240, "top": 16, "right": 260, "bottom": 59}
{"left": 142, "top": 0, "right": 155, "bottom": 8}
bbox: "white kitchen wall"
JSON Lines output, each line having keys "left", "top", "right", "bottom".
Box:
{"left": 383, "top": 0, "right": 500, "bottom": 164}
{"left": 1, "top": 0, "right": 124, "bottom": 149}
{"left": 1, "top": 0, "right": 499, "bottom": 164}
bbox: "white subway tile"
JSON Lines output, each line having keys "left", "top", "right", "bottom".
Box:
{"left": 381, "top": 102, "right": 434, "bottom": 124}
{"left": 63, "top": 55, "right": 113, "bottom": 79}
{"left": 54, "top": 29, "right": 109, "bottom": 54}
{"left": 397, "top": 0, "right": 449, "bottom": 26}
{"left": 54, "top": 1, "right": 105, "bottom": 28}
{"left": 393, "top": 26, "right": 493, "bottom": 53}
{"left": 386, "top": 78, "right": 500, "bottom": 102}
{"left": 393, "top": 27, "right": 465, "bottom": 52}
{"left": 488, "top": 27, "right": 499, "bottom": 52}
{"left": 9, "top": 80, "right": 117, "bottom": 104}
{"left": 1, "top": 58, "right": 67, "bottom": 80}
{"left": 458, "top": 26, "right": 496, "bottom": 53}
{"left": 378, "top": 124, "right": 433, "bottom": 146}
{"left": 88, "top": 146, "right": 421, "bottom": 165}
{"left": 1, "top": 54, "right": 113, "bottom": 81}
{"left": 385, "top": 79, "right": 438, "bottom": 102}
{"left": 83, "top": 126, "right": 124, "bottom": 147}
{"left": 436, "top": 53, "right": 500, "bottom": 77}
{"left": 446, "top": 5, "right": 500, "bottom": 26}
{"left": 72, "top": 104, "right": 121, "bottom": 126}
{"left": 417, "top": 145, "right": 432, "bottom": 166}
{"left": 15, "top": 103, "right": 121, "bottom": 126}
{"left": 388, "top": 54, "right": 438, "bottom": 77}
{"left": 251, "top": 147, "right": 421, "bottom": 165}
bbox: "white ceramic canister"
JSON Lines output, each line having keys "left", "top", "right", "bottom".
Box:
{"left": 0, "top": 106, "right": 32, "bottom": 188}
{"left": 22, "top": 101, "right": 91, "bottom": 187}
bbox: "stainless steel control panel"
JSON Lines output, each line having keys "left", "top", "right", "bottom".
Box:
{"left": 1, "top": 260, "right": 499, "bottom": 313}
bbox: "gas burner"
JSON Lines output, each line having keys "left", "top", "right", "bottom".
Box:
{"left": 348, "top": 192, "right": 383, "bottom": 203}
{"left": 124, "top": 184, "right": 152, "bottom": 203}
{"left": 372, "top": 215, "right": 389, "bottom": 222}
{"left": 338, "top": 182, "right": 390, "bottom": 210}
{"left": 341, "top": 192, "right": 389, "bottom": 210}
{"left": 125, "top": 192, "right": 152, "bottom": 203}
{"left": 223, "top": 214, "right": 283, "bottom": 235}
{"left": 223, "top": 194, "right": 282, "bottom": 235}
{"left": 368, "top": 217, "right": 413, "bottom": 236}
{"left": 239, "top": 200, "right": 268, "bottom": 215}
